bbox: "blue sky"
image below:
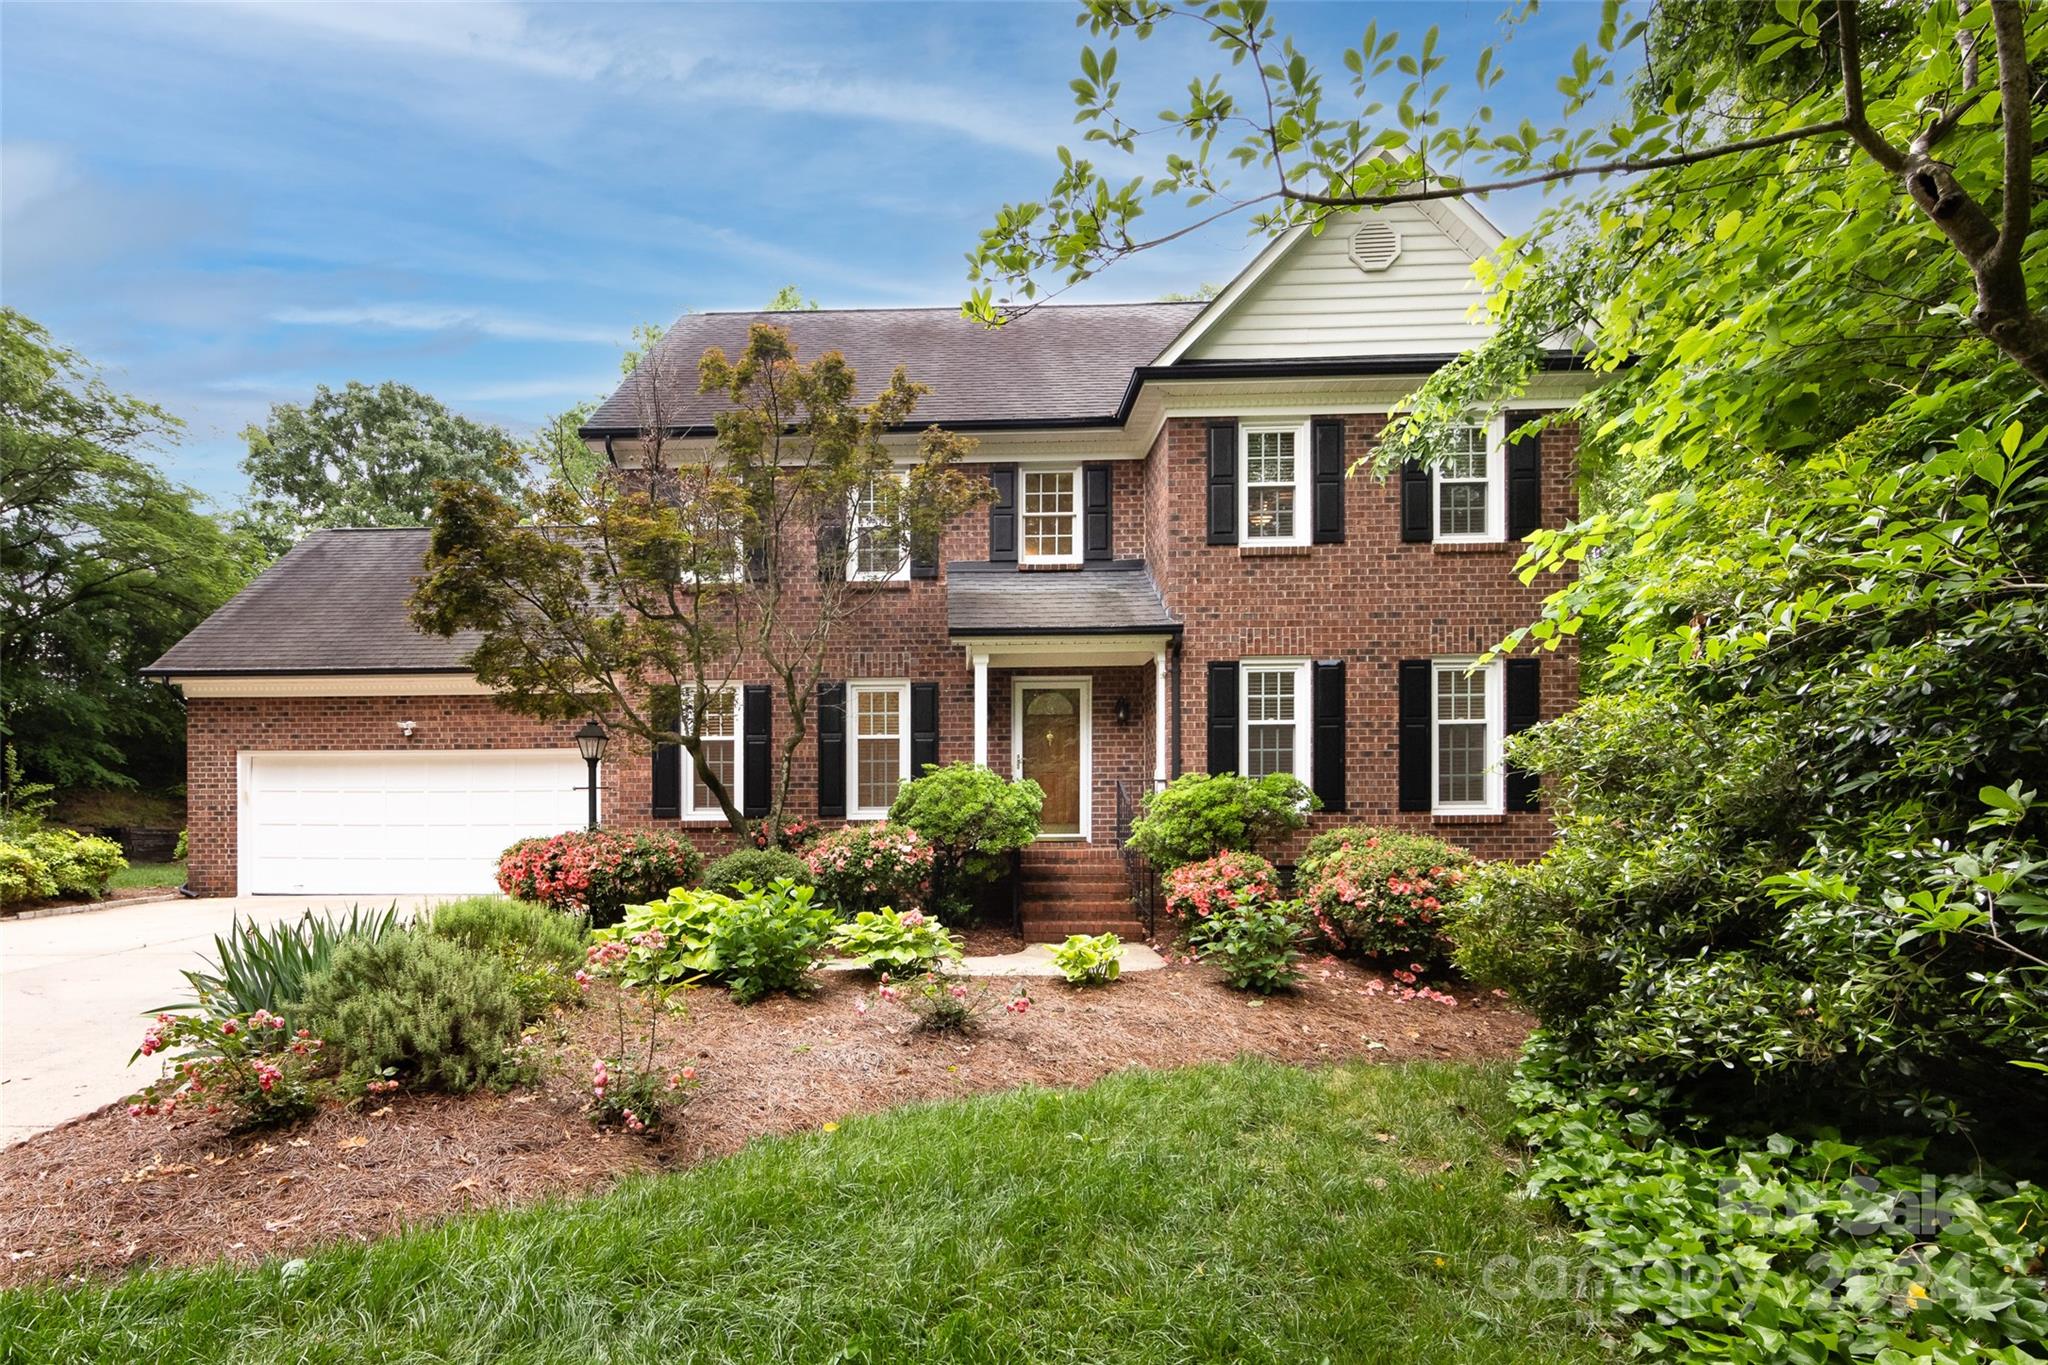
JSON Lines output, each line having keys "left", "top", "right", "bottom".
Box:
{"left": 1, "top": 2, "right": 1627, "bottom": 505}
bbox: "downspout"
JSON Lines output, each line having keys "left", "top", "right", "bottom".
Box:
{"left": 1169, "top": 638, "right": 1183, "bottom": 781}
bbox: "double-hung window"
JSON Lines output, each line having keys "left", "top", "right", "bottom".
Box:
{"left": 849, "top": 479, "right": 907, "bottom": 582}
{"left": 1432, "top": 658, "right": 1502, "bottom": 813}
{"left": 1021, "top": 468, "right": 1079, "bottom": 564}
{"left": 1434, "top": 419, "right": 1505, "bottom": 542}
{"left": 1241, "top": 422, "right": 1309, "bottom": 545}
{"left": 682, "top": 686, "right": 740, "bottom": 818}
{"left": 848, "top": 680, "right": 910, "bottom": 818}
{"left": 1241, "top": 660, "right": 1311, "bottom": 779}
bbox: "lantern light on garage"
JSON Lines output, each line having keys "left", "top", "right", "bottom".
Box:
{"left": 575, "top": 720, "right": 609, "bottom": 830}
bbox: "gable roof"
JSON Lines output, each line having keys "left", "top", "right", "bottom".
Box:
{"left": 143, "top": 529, "right": 474, "bottom": 676}
{"left": 581, "top": 302, "right": 1206, "bottom": 437}
{"left": 945, "top": 561, "right": 1179, "bottom": 637}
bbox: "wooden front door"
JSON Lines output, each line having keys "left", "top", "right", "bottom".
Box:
{"left": 1014, "top": 680, "right": 1090, "bottom": 838}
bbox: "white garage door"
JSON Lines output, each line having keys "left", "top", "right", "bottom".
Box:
{"left": 242, "top": 750, "right": 590, "bottom": 895}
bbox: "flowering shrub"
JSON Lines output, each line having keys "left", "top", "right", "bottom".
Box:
{"left": 127, "top": 1009, "right": 329, "bottom": 1129}
{"left": 751, "top": 815, "right": 821, "bottom": 851}
{"left": 585, "top": 985, "right": 699, "bottom": 1137}
{"left": 1125, "top": 772, "right": 1315, "bottom": 873}
{"left": 863, "top": 967, "right": 1030, "bottom": 1033}
{"left": 803, "top": 823, "right": 933, "bottom": 917}
{"left": 496, "top": 830, "right": 701, "bottom": 927}
{"left": 1197, "top": 900, "right": 1309, "bottom": 994}
{"left": 1297, "top": 827, "right": 1476, "bottom": 974}
{"left": 1050, "top": 932, "right": 1124, "bottom": 985}
{"left": 830, "top": 906, "right": 963, "bottom": 974}
{"left": 1162, "top": 851, "right": 1281, "bottom": 945}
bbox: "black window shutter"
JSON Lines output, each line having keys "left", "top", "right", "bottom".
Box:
{"left": 1311, "top": 659, "right": 1346, "bottom": 812}
{"left": 816, "top": 682, "right": 846, "bottom": 818}
{"left": 1311, "top": 419, "right": 1346, "bottom": 544}
{"left": 988, "top": 465, "right": 1018, "bottom": 563}
{"left": 909, "top": 681, "right": 939, "bottom": 780}
{"left": 1505, "top": 658, "right": 1541, "bottom": 812}
{"left": 1206, "top": 420, "right": 1238, "bottom": 545}
{"left": 1506, "top": 411, "right": 1543, "bottom": 540}
{"left": 1400, "top": 461, "right": 1433, "bottom": 543}
{"left": 742, "top": 684, "right": 772, "bottom": 819}
{"left": 651, "top": 688, "right": 681, "bottom": 820}
{"left": 1206, "top": 660, "right": 1239, "bottom": 775}
{"left": 745, "top": 541, "right": 769, "bottom": 584}
{"left": 1082, "top": 463, "right": 1113, "bottom": 561}
{"left": 816, "top": 519, "right": 847, "bottom": 583}
{"left": 909, "top": 529, "right": 938, "bottom": 580}
{"left": 1397, "top": 660, "right": 1431, "bottom": 812}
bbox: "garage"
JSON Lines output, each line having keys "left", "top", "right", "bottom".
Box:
{"left": 240, "top": 749, "right": 589, "bottom": 896}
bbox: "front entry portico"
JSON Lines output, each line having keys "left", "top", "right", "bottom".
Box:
{"left": 1013, "top": 676, "right": 1091, "bottom": 837}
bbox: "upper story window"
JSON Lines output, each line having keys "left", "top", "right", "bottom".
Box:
{"left": 1241, "top": 422, "right": 1309, "bottom": 546}
{"left": 1241, "top": 660, "right": 1310, "bottom": 779}
{"left": 849, "top": 680, "right": 910, "bottom": 818}
{"left": 1433, "top": 658, "right": 1502, "bottom": 813}
{"left": 683, "top": 686, "right": 740, "bottom": 818}
{"left": 1434, "top": 419, "right": 1506, "bottom": 542}
{"left": 849, "top": 479, "right": 908, "bottom": 582}
{"left": 1021, "top": 468, "right": 1080, "bottom": 564}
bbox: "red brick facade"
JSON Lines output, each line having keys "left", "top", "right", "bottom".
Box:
{"left": 182, "top": 409, "right": 1578, "bottom": 898}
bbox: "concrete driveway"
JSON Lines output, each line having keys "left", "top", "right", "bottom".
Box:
{"left": 1, "top": 895, "right": 447, "bottom": 1146}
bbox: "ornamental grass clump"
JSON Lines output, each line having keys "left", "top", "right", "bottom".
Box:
{"left": 177, "top": 905, "right": 402, "bottom": 1018}
{"left": 297, "top": 930, "right": 527, "bottom": 1093}
{"left": 802, "top": 823, "right": 933, "bottom": 917}
{"left": 496, "top": 830, "right": 700, "bottom": 927}
{"left": 1296, "top": 827, "right": 1475, "bottom": 976}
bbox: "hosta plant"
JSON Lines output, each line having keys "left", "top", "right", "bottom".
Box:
{"left": 127, "top": 1008, "right": 329, "bottom": 1130}
{"left": 864, "top": 967, "right": 1031, "bottom": 1034}
{"left": 831, "top": 906, "right": 963, "bottom": 974}
{"left": 1050, "top": 932, "right": 1124, "bottom": 985}
{"left": 587, "top": 891, "right": 723, "bottom": 988}
{"left": 589, "top": 882, "right": 835, "bottom": 1003}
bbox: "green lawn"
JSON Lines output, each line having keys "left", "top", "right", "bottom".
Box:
{"left": 0, "top": 1059, "right": 1616, "bottom": 1363}
{"left": 105, "top": 860, "right": 185, "bottom": 891}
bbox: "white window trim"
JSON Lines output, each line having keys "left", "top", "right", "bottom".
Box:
{"left": 679, "top": 685, "right": 742, "bottom": 822}
{"left": 847, "top": 679, "right": 912, "bottom": 820}
{"left": 1239, "top": 419, "right": 1312, "bottom": 547}
{"left": 1019, "top": 466, "right": 1083, "bottom": 565}
{"left": 1239, "top": 658, "right": 1311, "bottom": 781}
{"left": 1010, "top": 675, "right": 1093, "bottom": 840}
{"left": 1431, "top": 657, "right": 1504, "bottom": 815}
{"left": 1433, "top": 414, "right": 1508, "bottom": 544}
{"left": 848, "top": 479, "right": 910, "bottom": 583}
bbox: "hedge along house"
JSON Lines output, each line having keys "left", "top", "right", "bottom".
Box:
{"left": 149, "top": 200, "right": 1592, "bottom": 937}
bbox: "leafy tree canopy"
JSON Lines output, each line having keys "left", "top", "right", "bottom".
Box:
{"left": 765, "top": 285, "right": 820, "bottom": 311}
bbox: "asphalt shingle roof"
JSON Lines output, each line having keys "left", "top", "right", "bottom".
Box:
{"left": 582, "top": 303, "right": 1206, "bottom": 434}
{"left": 144, "top": 529, "right": 474, "bottom": 675}
{"left": 945, "top": 561, "right": 1180, "bottom": 637}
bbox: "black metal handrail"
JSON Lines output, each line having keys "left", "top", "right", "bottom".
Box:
{"left": 1113, "top": 779, "right": 1159, "bottom": 939}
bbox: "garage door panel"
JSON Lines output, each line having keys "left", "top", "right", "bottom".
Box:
{"left": 244, "top": 750, "right": 589, "bottom": 895}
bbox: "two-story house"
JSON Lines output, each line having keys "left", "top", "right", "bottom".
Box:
{"left": 149, "top": 201, "right": 1589, "bottom": 936}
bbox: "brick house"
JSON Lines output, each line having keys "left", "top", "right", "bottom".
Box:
{"left": 148, "top": 202, "right": 1590, "bottom": 935}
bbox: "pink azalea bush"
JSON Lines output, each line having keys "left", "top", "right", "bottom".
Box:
{"left": 127, "top": 1008, "right": 331, "bottom": 1129}
{"left": 1162, "top": 850, "right": 1281, "bottom": 944}
{"left": 752, "top": 815, "right": 821, "bottom": 852}
{"left": 497, "top": 830, "right": 702, "bottom": 927}
{"left": 1296, "top": 826, "right": 1476, "bottom": 974}
{"left": 802, "top": 822, "right": 933, "bottom": 917}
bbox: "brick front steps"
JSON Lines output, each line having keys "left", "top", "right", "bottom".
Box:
{"left": 1017, "top": 843, "right": 1147, "bottom": 942}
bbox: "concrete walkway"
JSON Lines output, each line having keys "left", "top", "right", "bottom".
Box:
{"left": 1, "top": 894, "right": 446, "bottom": 1146}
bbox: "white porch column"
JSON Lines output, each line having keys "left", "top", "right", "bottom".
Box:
{"left": 1153, "top": 645, "right": 1169, "bottom": 787}
{"left": 972, "top": 652, "right": 990, "bottom": 768}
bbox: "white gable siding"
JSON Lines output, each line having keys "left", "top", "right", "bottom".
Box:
{"left": 1180, "top": 203, "right": 1496, "bottom": 361}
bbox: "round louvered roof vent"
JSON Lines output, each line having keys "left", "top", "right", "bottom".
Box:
{"left": 1348, "top": 220, "right": 1403, "bottom": 272}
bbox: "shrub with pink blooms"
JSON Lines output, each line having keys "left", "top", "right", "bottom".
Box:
{"left": 496, "top": 830, "right": 701, "bottom": 928}
{"left": 126, "top": 1008, "right": 329, "bottom": 1130}
{"left": 1296, "top": 826, "right": 1476, "bottom": 975}
{"left": 862, "top": 966, "right": 1031, "bottom": 1033}
{"left": 802, "top": 822, "right": 933, "bottom": 917}
{"left": 585, "top": 987, "right": 698, "bottom": 1137}
{"left": 1161, "top": 850, "right": 1282, "bottom": 947}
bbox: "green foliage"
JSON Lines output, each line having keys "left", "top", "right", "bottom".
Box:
{"left": 1125, "top": 772, "right": 1315, "bottom": 873}
{"left": 1514, "top": 1040, "right": 2048, "bottom": 1364}
{"left": 1, "top": 313, "right": 261, "bottom": 793}
{"left": 297, "top": 930, "right": 527, "bottom": 1092}
{"left": 236, "top": 379, "right": 523, "bottom": 557}
{"left": 127, "top": 1008, "right": 328, "bottom": 1130}
{"left": 1050, "top": 932, "right": 1124, "bottom": 985}
{"left": 427, "top": 895, "right": 586, "bottom": 1018}
{"left": 590, "top": 890, "right": 722, "bottom": 987}
{"left": 830, "top": 906, "right": 963, "bottom": 974}
{"left": 172, "top": 828, "right": 188, "bottom": 862}
{"left": 0, "top": 746, "right": 53, "bottom": 837}
{"left": 176, "top": 905, "right": 402, "bottom": 1018}
{"left": 1297, "top": 827, "right": 1475, "bottom": 974}
{"left": 496, "top": 830, "right": 701, "bottom": 928}
{"left": 1161, "top": 850, "right": 1281, "bottom": 943}
{"left": 0, "top": 825, "right": 128, "bottom": 903}
{"left": 701, "top": 847, "right": 811, "bottom": 897}
{"left": 802, "top": 823, "right": 934, "bottom": 916}
{"left": 702, "top": 881, "right": 837, "bottom": 1004}
{"left": 1197, "top": 899, "right": 1308, "bottom": 995}
{"left": 0, "top": 843, "right": 56, "bottom": 903}
{"left": 888, "top": 762, "right": 1042, "bottom": 917}
{"left": 765, "top": 284, "right": 820, "bottom": 311}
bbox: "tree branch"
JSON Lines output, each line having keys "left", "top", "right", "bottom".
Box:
{"left": 1835, "top": 0, "right": 1907, "bottom": 172}
{"left": 1986, "top": 0, "right": 2034, "bottom": 280}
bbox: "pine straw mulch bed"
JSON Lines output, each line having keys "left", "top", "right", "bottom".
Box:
{"left": 0, "top": 957, "right": 1530, "bottom": 1286}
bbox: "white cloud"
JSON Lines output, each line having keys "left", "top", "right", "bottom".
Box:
{"left": 0, "top": 142, "right": 79, "bottom": 222}
{"left": 448, "top": 375, "right": 616, "bottom": 403}
{"left": 270, "top": 303, "right": 622, "bottom": 345}
{"left": 216, "top": 0, "right": 621, "bottom": 81}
